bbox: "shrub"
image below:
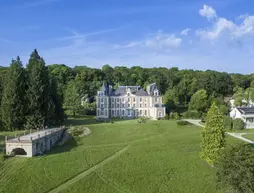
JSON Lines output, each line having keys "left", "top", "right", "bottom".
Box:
{"left": 137, "top": 116, "right": 149, "bottom": 123}
{"left": 182, "top": 111, "right": 202, "bottom": 119}
{"left": 233, "top": 118, "right": 244, "bottom": 130}
{"left": 223, "top": 116, "right": 232, "bottom": 130}
{"left": 176, "top": 120, "right": 189, "bottom": 126}
{"left": 169, "top": 112, "right": 180, "bottom": 120}
{"left": 174, "top": 112, "right": 180, "bottom": 120}
{"left": 216, "top": 143, "right": 254, "bottom": 193}
{"left": 0, "top": 155, "right": 4, "bottom": 162}
{"left": 164, "top": 114, "right": 170, "bottom": 120}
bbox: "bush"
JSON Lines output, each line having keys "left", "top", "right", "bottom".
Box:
{"left": 174, "top": 112, "right": 180, "bottom": 120}
{"left": 137, "top": 116, "right": 149, "bottom": 123}
{"left": 169, "top": 112, "right": 180, "bottom": 120}
{"left": 182, "top": 111, "right": 202, "bottom": 119}
{"left": 164, "top": 114, "right": 170, "bottom": 120}
{"left": 216, "top": 143, "right": 254, "bottom": 193}
{"left": 233, "top": 118, "right": 244, "bottom": 130}
{"left": 0, "top": 154, "right": 5, "bottom": 163}
{"left": 223, "top": 116, "right": 232, "bottom": 130}
{"left": 176, "top": 120, "right": 189, "bottom": 126}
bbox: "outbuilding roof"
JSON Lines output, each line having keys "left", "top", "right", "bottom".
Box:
{"left": 236, "top": 107, "right": 254, "bottom": 115}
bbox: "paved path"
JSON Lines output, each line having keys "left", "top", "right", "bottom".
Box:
{"left": 226, "top": 132, "right": 254, "bottom": 144}
{"left": 48, "top": 146, "right": 129, "bottom": 193}
{"left": 184, "top": 119, "right": 254, "bottom": 144}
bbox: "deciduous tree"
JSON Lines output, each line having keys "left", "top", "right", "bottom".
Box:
{"left": 63, "top": 80, "right": 81, "bottom": 116}
{"left": 216, "top": 144, "right": 254, "bottom": 193}
{"left": 189, "top": 89, "right": 208, "bottom": 113}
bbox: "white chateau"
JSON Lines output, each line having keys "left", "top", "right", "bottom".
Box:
{"left": 96, "top": 83, "right": 166, "bottom": 120}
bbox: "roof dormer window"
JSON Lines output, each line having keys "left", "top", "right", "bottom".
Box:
{"left": 154, "top": 90, "right": 159, "bottom": 96}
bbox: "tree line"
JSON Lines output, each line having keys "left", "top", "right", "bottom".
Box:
{"left": 0, "top": 49, "right": 253, "bottom": 130}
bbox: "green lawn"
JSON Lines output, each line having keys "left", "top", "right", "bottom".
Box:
{"left": 242, "top": 133, "right": 254, "bottom": 141}
{"left": 0, "top": 118, "right": 242, "bottom": 193}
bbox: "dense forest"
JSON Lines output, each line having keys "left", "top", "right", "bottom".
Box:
{"left": 0, "top": 49, "right": 253, "bottom": 131}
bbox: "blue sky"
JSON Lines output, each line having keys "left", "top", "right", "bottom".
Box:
{"left": 1, "top": 0, "right": 254, "bottom": 73}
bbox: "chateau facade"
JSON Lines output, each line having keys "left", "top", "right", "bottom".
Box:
{"left": 96, "top": 83, "right": 165, "bottom": 120}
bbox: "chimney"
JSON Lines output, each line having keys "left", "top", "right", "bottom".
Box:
{"left": 147, "top": 84, "right": 150, "bottom": 95}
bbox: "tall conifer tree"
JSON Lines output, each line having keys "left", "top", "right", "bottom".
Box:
{"left": 200, "top": 103, "right": 226, "bottom": 165}
{"left": 26, "top": 49, "right": 49, "bottom": 129}
{"left": 1, "top": 57, "right": 25, "bottom": 130}
{"left": 47, "top": 75, "right": 65, "bottom": 126}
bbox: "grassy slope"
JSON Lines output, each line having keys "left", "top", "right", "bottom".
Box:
{"left": 0, "top": 119, "right": 242, "bottom": 193}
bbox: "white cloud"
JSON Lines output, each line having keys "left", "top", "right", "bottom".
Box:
{"left": 233, "top": 16, "right": 254, "bottom": 37}
{"left": 145, "top": 31, "right": 182, "bottom": 48}
{"left": 237, "top": 14, "right": 249, "bottom": 20}
{"left": 181, "top": 28, "right": 191, "bottom": 36}
{"left": 57, "top": 27, "right": 124, "bottom": 41}
{"left": 197, "top": 5, "right": 254, "bottom": 40}
{"left": 197, "top": 18, "right": 235, "bottom": 39}
{"left": 199, "top": 5, "right": 217, "bottom": 20}
{"left": 115, "top": 31, "right": 182, "bottom": 50}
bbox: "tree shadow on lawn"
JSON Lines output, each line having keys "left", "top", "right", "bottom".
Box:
{"left": 64, "top": 116, "right": 128, "bottom": 127}
{"left": 0, "top": 135, "right": 5, "bottom": 152}
{"left": 47, "top": 134, "right": 78, "bottom": 156}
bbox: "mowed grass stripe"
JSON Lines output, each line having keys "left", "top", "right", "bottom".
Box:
{"left": 48, "top": 146, "right": 129, "bottom": 193}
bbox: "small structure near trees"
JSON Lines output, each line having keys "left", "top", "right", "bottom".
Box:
{"left": 5, "top": 127, "right": 65, "bottom": 157}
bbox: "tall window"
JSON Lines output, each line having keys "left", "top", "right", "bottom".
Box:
{"left": 133, "top": 104, "right": 136, "bottom": 108}
{"left": 112, "top": 104, "right": 114, "bottom": 108}
{"left": 155, "top": 98, "right": 158, "bottom": 103}
{"left": 133, "top": 98, "right": 136, "bottom": 102}
{"left": 112, "top": 110, "right": 114, "bottom": 116}
{"left": 117, "top": 110, "right": 120, "bottom": 116}
{"left": 117, "top": 104, "right": 120, "bottom": 108}
{"left": 100, "top": 104, "right": 104, "bottom": 108}
{"left": 145, "top": 103, "right": 147, "bottom": 108}
{"left": 105, "top": 110, "right": 107, "bottom": 116}
{"left": 112, "top": 98, "right": 114, "bottom": 102}
{"left": 140, "top": 97, "right": 142, "bottom": 102}
{"left": 122, "top": 98, "right": 125, "bottom": 102}
{"left": 140, "top": 104, "right": 142, "bottom": 108}
{"left": 101, "top": 98, "right": 104, "bottom": 102}
{"left": 128, "top": 110, "right": 131, "bottom": 116}
{"left": 122, "top": 103, "right": 125, "bottom": 108}
{"left": 122, "top": 110, "right": 125, "bottom": 116}
{"left": 128, "top": 103, "right": 130, "bottom": 108}
{"left": 117, "top": 98, "right": 120, "bottom": 102}
{"left": 145, "top": 110, "right": 147, "bottom": 116}
{"left": 140, "top": 110, "right": 142, "bottom": 115}
{"left": 127, "top": 93, "right": 130, "bottom": 96}
{"left": 128, "top": 98, "right": 130, "bottom": 102}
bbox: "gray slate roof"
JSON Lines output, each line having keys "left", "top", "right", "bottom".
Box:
{"left": 99, "top": 83, "right": 158, "bottom": 97}
{"left": 237, "top": 107, "right": 254, "bottom": 115}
